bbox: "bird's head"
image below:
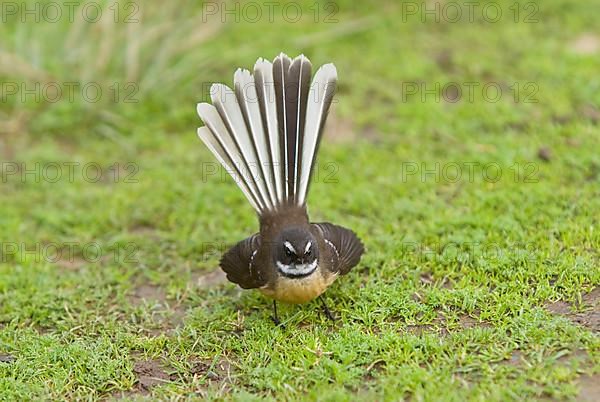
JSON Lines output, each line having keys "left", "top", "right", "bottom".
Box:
{"left": 273, "top": 226, "right": 318, "bottom": 278}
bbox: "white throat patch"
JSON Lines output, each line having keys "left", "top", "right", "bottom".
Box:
{"left": 276, "top": 260, "right": 318, "bottom": 277}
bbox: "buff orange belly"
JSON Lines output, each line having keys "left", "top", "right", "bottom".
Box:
{"left": 259, "top": 271, "right": 338, "bottom": 304}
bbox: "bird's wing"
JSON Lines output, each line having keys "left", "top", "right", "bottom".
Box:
{"left": 312, "top": 222, "right": 364, "bottom": 275}
{"left": 219, "top": 233, "right": 265, "bottom": 289}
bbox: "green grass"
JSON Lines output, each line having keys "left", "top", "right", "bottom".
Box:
{"left": 1, "top": 0, "right": 599, "bottom": 400}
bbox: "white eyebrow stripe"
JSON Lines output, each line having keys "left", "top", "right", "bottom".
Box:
{"left": 305, "top": 241, "right": 312, "bottom": 253}
{"left": 284, "top": 241, "right": 296, "bottom": 254}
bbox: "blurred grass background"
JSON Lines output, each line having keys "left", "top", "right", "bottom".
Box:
{"left": 0, "top": 0, "right": 599, "bottom": 400}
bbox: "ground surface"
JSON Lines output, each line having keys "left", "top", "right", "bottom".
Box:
{"left": 0, "top": 0, "right": 599, "bottom": 400}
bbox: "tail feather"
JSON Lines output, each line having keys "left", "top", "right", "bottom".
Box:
{"left": 273, "top": 54, "right": 293, "bottom": 202}
{"left": 196, "top": 53, "right": 338, "bottom": 214}
{"left": 233, "top": 69, "right": 277, "bottom": 208}
{"left": 196, "top": 124, "right": 262, "bottom": 211}
{"left": 285, "top": 55, "right": 312, "bottom": 204}
{"left": 298, "top": 64, "right": 337, "bottom": 206}
{"left": 254, "top": 58, "right": 284, "bottom": 204}
{"left": 210, "top": 83, "right": 273, "bottom": 210}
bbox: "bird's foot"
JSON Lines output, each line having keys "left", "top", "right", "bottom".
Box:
{"left": 271, "top": 301, "right": 285, "bottom": 327}
{"left": 320, "top": 296, "right": 337, "bottom": 321}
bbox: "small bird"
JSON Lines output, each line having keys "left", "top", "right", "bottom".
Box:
{"left": 196, "top": 53, "right": 364, "bottom": 324}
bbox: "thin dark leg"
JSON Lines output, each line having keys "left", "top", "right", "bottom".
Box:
{"left": 319, "top": 296, "right": 336, "bottom": 321}
{"left": 271, "top": 300, "right": 281, "bottom": 326}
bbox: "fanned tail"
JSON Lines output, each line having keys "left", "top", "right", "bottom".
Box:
{"left": 196, "top": 53, "right": 337, "bottom": 214}
{"left": 298, "top": 63, "right": 337, "bottom": 206}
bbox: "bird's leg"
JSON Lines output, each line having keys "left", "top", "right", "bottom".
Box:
{"left": 319, "top": 296, "right": 336, "bottom": 321}
{"left": 271, "top": 300, "right": 282, "bottom": 326}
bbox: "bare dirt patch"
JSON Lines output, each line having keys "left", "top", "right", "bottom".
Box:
{"left": 576, "top": 373, "right": 600, "bottom": 402}
{"left": 128, "top": 224, "right": 160, "bottom": 239}
{"left": 134, "top": 359, "right": 171, "bottom": 391}
{"left": 406, "top": 324, "right": 444, "bottom": 336}
{"left": 406, "top": 309, "right": 491, "bottom": 335}
{"left": 189, "top": 358, "right": 233, "bottom": 381}
{"left": 537, "top": 147, "right": 552, "bottom": 162}
{"left": 435, "top": 49, "right": 456, "bottom": 73}
{"left": 580, "top": 104, "right": 600, "bottom": 124}
{"left": 419, "top": 272, "right": 454, "bottom": 289}
{"left": 327, "top": 107, "right": 355, "bottom": 143}
{"left": 498, "top": 349, "right": 597, "bottom": 399}
{"left": 0, "top": 353, "right": 15, "bottom": 363}
{"left": 363, "top": 359, "right": 386, "bottom": 381}
{"left": 183, "top": 357, "right": 236, "bottom": 397}
{"left": 546, "top": 287, "right": 599, "bottom": 332}
{"left": 109, "top": 356, "right": 236, "bottom": 399}
{"left": 110, "top": 358, "right": 172, "bottom": 398}
{"left": 501, "top": 349, "right": 590, "bottom": 368}
{"left": 326, "top": 104, "right": 381, "bottom": 144}
{"left": 412, "top": 273, "right": 454, "bottom": 302}
{"left": 501, "top": 350, "right": 524, "bottom": 367}
{"left": 55, "top": 256, "right": 88, "bottom": 271}
{"left": 128, "top": 282, "right": 187, "bottom": 335}
{"left": 406, "top": 312, "right": 448, "bottom": 336}
{"left": 194, "top": 269, "right": 227, "bottom": 289}
{"left": 127, "top": 270, "right": 230, "bottom": 336}
{"left": 458, "top": 314, "right": 491, "bottom": 329}
{"left": 570, "top": 33, "right": 600, "bottom": 55}
{"left": 129, "top": 283, "right": 168, "bottom": 307}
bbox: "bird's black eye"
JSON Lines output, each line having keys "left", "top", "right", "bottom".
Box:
{"left": 284, "top": 247, "right": 293, "bottom": 257}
